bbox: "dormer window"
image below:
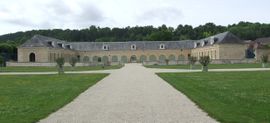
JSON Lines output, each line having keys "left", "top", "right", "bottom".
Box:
{"left": 131, "top": 44, "right": 136, "bottom": 50}
{"left": 57, "top": 43, "right": 64, "bottom": 48}
{"left": 159, "top": 44, "right": 165, "bottom": 49}
{"left": 66, "top": 44, "right": 72, "bottom": 49}
{"left": 103, "top": 45, "right": 109, "bottom": 50}
{"left": 197, "top": 43, "right": 200, "bottom": 47}
{"left": 48, "top": 41, "right": 55, "bottom": 47}
{"left": 204, "top": 41, "right": 208, "bottom": 45}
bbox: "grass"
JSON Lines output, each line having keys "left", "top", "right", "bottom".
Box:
{"left": 0, "top": 65, "right": 122, "bottom": 72}
{"left": 145, "top": 63, "right": 268, "bottom": 69}
{"left": 0, "top": 74, "right": 108, "bottom": 123}
{"left": 158, "top": 71, "right": 270, "bottom": 123}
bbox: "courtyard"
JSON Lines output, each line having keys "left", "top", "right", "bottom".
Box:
{"left": 0, "top": 63, "right": 269, "bottom": 123}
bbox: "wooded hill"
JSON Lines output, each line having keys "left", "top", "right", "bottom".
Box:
{"left": 0, "top": 21, "right": 270, "bottom": 61}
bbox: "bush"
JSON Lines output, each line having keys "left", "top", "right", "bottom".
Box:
{"left": 69, "top": 57, "right": 77, "bottom": 67}
{"left": 199, "top": 56, "right": 211, "bottom": 66}
{"left": 0, "top": 56, "right": 4, "bottom": 67}
{"left": 199, "top": 56, "right": 211, "bottom": 72}
{"left": 56, "top": 57, "right": 65, "bottom": 74}
{"left": 261, "top": 55, "right": 269, "bottom": 63}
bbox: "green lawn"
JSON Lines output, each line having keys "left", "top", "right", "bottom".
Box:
{"left": 0, "top": 65, "right": 122, "bottom": 72}
{"left": 0, "top": 74, "right": 108, "bottom": 123}
{"left": 158, "top": 71, "right": 270, "bottom": 123}
{"left": 145, "top": 63, "right": 268, "bottom": 69}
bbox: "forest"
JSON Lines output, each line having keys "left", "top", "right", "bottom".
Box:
{"left": 0, "top": 21, "right": 270, "bottom": 62}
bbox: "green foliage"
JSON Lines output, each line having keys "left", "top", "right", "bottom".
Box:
{"left": 0, "top": 74, "right": 107, "bottom": 123}
{"left": 0, "top": 55, "right": 4, "bottom": 67}
{"left": 55, "top": 57, "right": 65, "bottom": 74}
{"left": 158, "top": 71, "right": 270, "bottom": 123}
{"left": 261, "top": 54, "right": 269, "bottom": 63}
{"left": 199, "top": 56, "right": 211, "bottom": 66}
{"left": 1, "top": 22, "right": 270, "bottom": 44}
{"left": 69, "top": 57, "right": 78, "bottom": 67}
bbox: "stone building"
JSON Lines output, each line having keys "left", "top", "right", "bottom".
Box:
{"left": 251, "top": 37, "right": 270, "bottom": 61}
{"left": 191, "top": 32, "right": 247, "bottom": 60}
{"left": 17, "top": 31, "right": 252, "bottom": 65}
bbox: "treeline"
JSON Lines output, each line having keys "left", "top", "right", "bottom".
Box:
{"left": 1, "top": 22, "right": 270, "bottom": 45}
{"left": 0, "top": 21, "right": 270, "bottom": 62}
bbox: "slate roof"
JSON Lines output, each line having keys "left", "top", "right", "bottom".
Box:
{"left": 19, "top": 31, "right": 244, "bottom": 51}
{"left": 255, "top": 37, "right": 270, "bottom": 45}
{"left": 19, "top": 35, "right": 68, "bottom": 48}
{"left": 194, "top": 32, "right": 244, "bottom": 48}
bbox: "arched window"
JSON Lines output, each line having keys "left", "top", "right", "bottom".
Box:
{"left": 112, "top": 56, "right": 118, "bottom": 62}
{"left": 83, "top": 56, "right": 90, "bottom": 63}
{"left": 102, "top": 56, "right": 109, "bottom": 63}
{"left": 159, "top": 55, "right": 166, "bottom": 62}
{"left": 140, "top": 55, "right": 147, "bottom": 62}
{"left": 130, "top": 55, "right": 137, "bottom": 62}
{"left": 29, "top": 53, "right": 36, "bottom": 62}
{"left": 168, "top": 55, "right": 176, "bottom": 61}
{"left": 178, "top": 54, "right": 185, "bottom": 61}
{"left": 149, "top": 55, "right": 157, "bottom": 62}
{"left": 93, "top": 56, "right": 99, "bottom": 63}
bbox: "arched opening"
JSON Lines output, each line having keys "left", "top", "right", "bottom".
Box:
{"left": 83, "top": 56, "right": 90, "bottom": 63}
{"left": 159, "top": 55, "right": 166, "bottom": 62}
{"left": 140, "top": 55, "right": 147, "bottom": 62}
{"left": 112, "top": 56, "right": 118, "bottom": 62}
{"left": 168, "top": 55, "right": 176, "bottom": 61}
{"left": 121, "top": 56, "right": 128, "bottom": 63}
{"left": 29, "top": 53, "right": 36, "bottom": 62}
{"left": 130, "top": 55, "right": 137, "bottom": 63}
{"left": 149, "top": 55, "right": 157, "bottom": 62}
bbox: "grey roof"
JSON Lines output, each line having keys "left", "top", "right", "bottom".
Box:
{"left": 194, "top": 31, "right": 244, "bottom": 48}
{"left": 69, "top": 40, "right": 194, "bottom": 51}
{"left": 19, "top": 35, "right": 68, "bottom": 48}
{"left": 19, "top": 31, "right": 243, "bottom": 51}
{"left": 255, "top": 37, "right": 270, "bottom": 45}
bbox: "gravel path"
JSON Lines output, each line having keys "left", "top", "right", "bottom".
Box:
{"left": 39, "top": 63, "right": 217, "bottom": 123}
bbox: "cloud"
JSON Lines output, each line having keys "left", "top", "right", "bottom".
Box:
{"left": 137, "top": 7, "right": 184, "bottom": 26}
{"left": 0, "top": 0, "right": 106, "bottom": 29}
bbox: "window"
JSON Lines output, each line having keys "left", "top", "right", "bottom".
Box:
{"left": 131, "top": 44, "right": 136, "bottom": 50}
{"left": 57, "top": 43, "right": 64, "bottom": 48}
{"left": 103, "top": 45, "right": 109, "bottom": 50}
{"left": 48, "top": 41, "right": 54, "bottom": 47}
{"left": 66, "top": 44, "right": 72, "bottom": 49}
{"left": 159, "top": 44, "right": 165, "bottom": 49}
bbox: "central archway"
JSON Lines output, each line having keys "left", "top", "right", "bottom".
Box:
{"left": 29, "top": 53, "right": 35, "bottom": 62}
{"left": 130, "top": 55, "right": 137, "bottom": 63}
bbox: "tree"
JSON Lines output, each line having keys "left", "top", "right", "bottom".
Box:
{"left": 261, "top": 54, "right": 269, "bottom": 68}
{"left": 0, "top": 55, "right": 4, "bottom": 72}
{"left": 69, "top": 57, "right": 77, "bottom": 70}
{"left": 56, "top": 57, "right": 65, "bottom": 74}
{"left": 188, "top": 56, "right": 197, "bottom": 69}
{"left": 199, "top": 56, "right": 211, "bottom": 72}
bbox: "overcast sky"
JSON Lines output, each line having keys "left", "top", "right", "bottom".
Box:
{"left": 0, "top": 0, "right": 269, "bottom": 35}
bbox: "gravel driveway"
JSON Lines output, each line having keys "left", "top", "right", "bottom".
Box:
{"left": 39, "top": 63, "right": 217, "bottom": 123}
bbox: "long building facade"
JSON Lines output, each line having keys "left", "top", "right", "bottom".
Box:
{"left": 17, "top": 31, "right": 263, "bottom": 65}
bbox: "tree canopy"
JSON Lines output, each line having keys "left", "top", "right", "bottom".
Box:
{"left": 1, "top": 21, "right": 270, "bottom": 62}
{"left": 1, "top": 22, "right": 270, "bottom": 46}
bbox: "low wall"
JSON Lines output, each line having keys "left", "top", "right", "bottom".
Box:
{"left": 143, "top": 59, "right": 257, "bottom": 65}
{"left": 6, "top": 62, "right": 122, "bottom": 67}
{"left": 7, "top": 59, "right": 257, "bottom": 66}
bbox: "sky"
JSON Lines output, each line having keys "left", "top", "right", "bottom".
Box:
{"left": 0, "top": 0, "right": 270, "bottom": 35}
